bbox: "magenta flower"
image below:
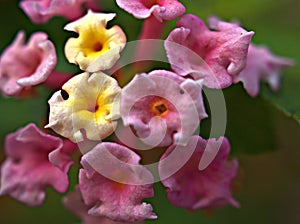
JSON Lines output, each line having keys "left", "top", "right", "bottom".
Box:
{"left": 0, "top": 123, "right": 71, "bottom": 206}
{"left": 64, "top": 186, "right": 130, "bottom": 224}
{"left": 120, "top": 70, "right": 207, "bottom": 147}
{"left": 0, "top": 31, "right": 57, "bottom": 96}
{"left": 49, "top": 139, "right": 77, "bottom": 173}
{"left": 165, "top": 15, "right": 254, "bottom": 89}
{"left": 19, "top": 0, "right": 100, "bottom": 24}
{"left": 116, "top": 0, "right": 185, "bottom": 21}
{"left": 79, "top": 142, "right": 157, "bottom": 222}
{"left": 235, "top": 44, "right": 294, "bottom": 97}
{"left": 159, "top": 136, "right": 239, "bottom": 210}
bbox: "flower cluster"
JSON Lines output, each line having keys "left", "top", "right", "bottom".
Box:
{"left": 0, "top": 0, "right": 293, "bottom": 223}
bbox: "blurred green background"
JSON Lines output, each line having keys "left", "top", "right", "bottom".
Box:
{"left": 1, "top": 0, "right": 300, "bottom": 223}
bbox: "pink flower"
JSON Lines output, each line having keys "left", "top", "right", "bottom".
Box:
{"left": 120, "top": 70, "right": 207, "bottom": 147}
{"left": 116, "top": 0, "right": 185, "bottom": 21}
{"left": 49, "top": 139, "right": 77, "bottom": 173}
{"left": 235, "top": 44, "right": 294, "bottom": 97}
{"left": 19, "top": 0, "right": 100, "bottom": 24}
{"left": 0, "top": 123, "right": 71, "bottom": 206}
{"left": 165, "top": 15, "right": 254, "bottom": 89}
{"left": 0, "top": 31, "right": 57, "bottom": 96}
{"left": 63, "top": 186, "right": 130, "bottom": 224}
{"left": 79, "top": 142, "right": 157, "bottom": 222}
{"left": 159, "top": 136, "right": 239, "bottom": 210}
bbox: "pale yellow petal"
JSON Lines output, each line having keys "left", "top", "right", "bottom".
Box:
{"left": 64, "top": 10, "right": 126, "bottom": 72}
{"left": 46, "top": 72, "right": 121, "bottom": 142}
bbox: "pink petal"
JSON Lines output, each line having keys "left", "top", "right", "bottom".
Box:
{"left": 79, "top": 142, "right": 157, "bottom": 222}
{"left": 19, "top": 0, "right": 100, "bottom": 24}
{"left": 49, "top": 139, "right": 77, "bottom": 173}
{"left": 165, "top": 14, "right": 254, "bottom": 89}
{"left": 154, "top": 0, "right": 186, "bottom": 21}
{"left": 17, "top": 33, "right": 57, "bottom": 86}
{"left": 159, "top": 136, "right": 239, "bottom": 210}
{"left": 236, "top": 44, "right": 294, "bottom": 97}
{"left": 120, "top": 70, "right": 206, "bottom": 147}
{"left": 0, "top": 123, "right": 70, "bottom": 206}
{"left": 64, "top": 186, "right": 131, "bottom": 224}
{"left": 116, "top": 0, "right": 185, "bottom": 21}
{"left": 0, "top": 31, "right": 57, "bottom": 96}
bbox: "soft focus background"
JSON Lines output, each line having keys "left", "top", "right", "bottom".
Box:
{"left": 1, "top": 0, "right": 300, "bottom": 223}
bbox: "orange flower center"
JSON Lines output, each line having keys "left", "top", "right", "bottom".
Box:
{"left": 150, "top": 97, "right": 169, "bottom": 116}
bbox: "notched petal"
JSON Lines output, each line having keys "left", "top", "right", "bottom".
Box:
{"left": 120, "top": 70, "right": 206, "bottom": 147}
{"left": 236, "top": 44, "right": 294, "bottom": 97}
{"left": 46, "top": 72, "right": 121, "bottom": 142}
{"left": 165, "top": 14, "right": 254, "bottom": 89}
{"left": 0, "top": 123, "right": 70, "bottom": 206}
{"left": 0, "top": 31, "right": 57, "bottom": 96}
{"left": 159, "top": 136, "right": 239, "bottom": 210}
{"left": 116, "top": 0, "right": 185, "bottom": 21}
{"left": 64, "top": 10, "right": 126, "bottom": 72}
{"left": 19, "top": 0, "right": 100, "bottom": 24}
{"left": 79, "top": 142, "right": 156, "bottom": 222}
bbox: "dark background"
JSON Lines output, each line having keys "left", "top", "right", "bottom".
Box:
{"left": 0, "top": 0, "right": 300, "bottom": 223}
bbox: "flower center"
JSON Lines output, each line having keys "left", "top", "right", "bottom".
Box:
{"left": 93, "top": 42, "right": 103, "bottom": 52}
{"left": 92, "top": 92, "right": 114, "bottom": 122}
{"left": 150, "top": 98, "right": 169, "bottom": 116}
{"left": 155, "top": 103, "right": 167, "bottom": 114}
{"left": 79, "top": 28, "right": 109, "bottom": 57}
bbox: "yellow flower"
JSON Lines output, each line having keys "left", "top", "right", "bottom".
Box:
{"left": 45, "top": 72, "right": 121, "bottom": 142}
{"left": 64, "top": 10, "right": 126, "bottom": 72}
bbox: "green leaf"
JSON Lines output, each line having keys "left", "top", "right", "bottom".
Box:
{"left": 0, "top": 87, "right": 50, "bottom": 145}
{"left": 262, "top": 71, "right": 300, "bottom": 123}
{"left": 200, "top": 84, "right": 277, "bottom": 155}
{"left": 224, "top": 85, "right": 277, "bottom": 154}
